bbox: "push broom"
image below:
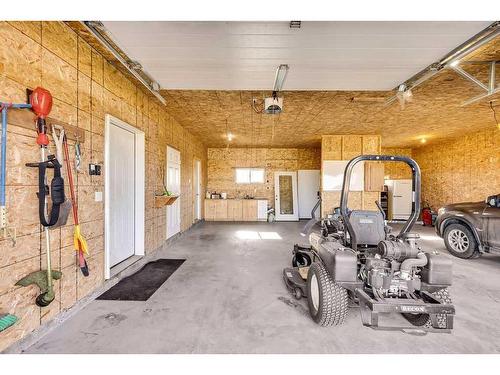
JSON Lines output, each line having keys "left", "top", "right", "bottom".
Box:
{"left": 58, "top": 126, "right": 89, "bottom": 276}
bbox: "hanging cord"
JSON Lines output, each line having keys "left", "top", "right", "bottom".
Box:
{"left": 490, "top": 101, "right": 499, "bottom": 129}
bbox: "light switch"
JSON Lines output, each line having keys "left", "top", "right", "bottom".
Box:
{"left": 95, "top": 191, "right": 103, "bottom": 202}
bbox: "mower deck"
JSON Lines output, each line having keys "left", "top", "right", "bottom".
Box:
{"left": 283, "top": 267, "right": 308, "bottom": 299}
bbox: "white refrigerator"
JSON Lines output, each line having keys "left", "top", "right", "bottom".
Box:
{"left": 385, "top": 179, "right": 413, "bottom": 220}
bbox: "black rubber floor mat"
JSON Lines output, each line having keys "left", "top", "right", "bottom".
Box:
{"left": 97, "top": 259, "right": 185, "bottom": 301}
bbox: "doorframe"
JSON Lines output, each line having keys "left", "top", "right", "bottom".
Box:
{"left": 274, "top": 171, "right": 299, "bottom": 221}
{"left": 297, "top": 169, "right": 321, "bottom": 219}
{"left": 104, "top": 114, "right": 145, "bottom": 280}
{"left": 193, "top": 158, "right": 202, "bottom": 222}
{"left": 166, "top": 145, "right": 181, "bottom": 239}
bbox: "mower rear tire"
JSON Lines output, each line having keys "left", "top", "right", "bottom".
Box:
{"left": 403, "top": 288, "right": 452, "bottom": 329}
{"left": 306, "top": 262, "right": 348, "bottom": 326}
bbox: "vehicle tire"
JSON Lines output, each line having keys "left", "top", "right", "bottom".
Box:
{"left": 403, "top": 288, "right": 452, "bottom": 329}
{"left": 306, "top": 262, "right": 348, "bottom": 326}
{"left": 443, "top": 223, "right": 478, "bottom": 259}
{"left": 292, "top": 252, "right": 312, "bottom": 267}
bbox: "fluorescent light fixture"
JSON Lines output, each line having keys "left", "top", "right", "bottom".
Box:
{"left": 273, "top": 64, "right": 289, "bottom": 92}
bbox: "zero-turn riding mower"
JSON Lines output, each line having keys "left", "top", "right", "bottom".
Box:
{"left": 283, "top": 155, "right": 455, "bottom": 332}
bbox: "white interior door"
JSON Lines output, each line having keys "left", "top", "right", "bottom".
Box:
{"left": 194, "top": 159, "right": 201, "bottom": 221}
{"left": 166, "top": 146, "right": 181, "bottom": 238}
{"left": 275, "top": 171, "right": 299, "bottom": 221}
{"left": 107, "top": 123, "right": 135, "bottom": 267}
{"left": 298, "top": 170, "right": 320, "bottom": 219}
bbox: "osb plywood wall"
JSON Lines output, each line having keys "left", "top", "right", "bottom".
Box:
{"left": 381, "top": 147, "right": 413, "bottom": 180}
{"left": 413, "top": 128, "right": 500, "bottom": 210}
{"left": 321, "top": 135, "right": 381, "bottom": 216}
{"left": 207, "top": 148, "right": 320, "bottom": 205}
{"left": 0, "top": 21, "right": 207, "bottom": 352}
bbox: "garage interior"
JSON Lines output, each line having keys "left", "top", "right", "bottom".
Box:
{"left": 0, "top": 20, "right": 499, "bottom": 354}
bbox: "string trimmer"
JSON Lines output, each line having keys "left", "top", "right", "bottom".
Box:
{"left": 16, "top": 87, "right": 63, "bottom": 307}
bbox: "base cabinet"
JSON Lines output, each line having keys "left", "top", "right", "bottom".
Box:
{"left": 205, "top": 199, "right": 265, "bottom": 221}
{"left": 227, "top": 200, "right": 243, "bottom": 221}
{"left": 242, "top": 200, "right": 258, "bottom": 221}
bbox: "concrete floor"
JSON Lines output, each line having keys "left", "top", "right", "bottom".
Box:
{"left": 24, "top": 221, "right": 500, "bottom": 353}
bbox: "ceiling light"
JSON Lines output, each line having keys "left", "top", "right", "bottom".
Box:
{"left": 227, "top": 133, "right": 233, "bottom": 141}
{"left": 420, "top": 138, "right": 427, "bottom": 144}
{"left": 289, "top": 21, "right": 301, "bottom": 29}
{"left": 450, "top": 60, "right": 460, "bottom": 68}
{"left": 273, "top": 64, "right": 289, "bottom": 92}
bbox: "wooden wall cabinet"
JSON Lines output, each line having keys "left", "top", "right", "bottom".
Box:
{"left": 364, "top": 162, "right": 385, "bottom": 192}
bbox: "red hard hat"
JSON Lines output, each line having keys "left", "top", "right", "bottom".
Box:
{"left": 30, "top": 87, "right": 53, "bottom": 119}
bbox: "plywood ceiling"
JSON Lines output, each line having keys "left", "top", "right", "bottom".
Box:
{"left": 103, "top": 21, "right": 491, "bottom": 91}
{"left": 162, "top": 39, "right": 500, "bottom": 148}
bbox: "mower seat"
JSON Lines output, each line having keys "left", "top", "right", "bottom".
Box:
{"left": 348, "top": 210, "right": 386, "bottom": 246}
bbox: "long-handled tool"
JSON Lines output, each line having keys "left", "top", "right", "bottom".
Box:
{"left": 0, "top": 101, "right": 32, "bottom": 245}
{"left": 1, "top": 100, "right": 33, "bottom": 327}
{"left": 55, "top": 125, "right": 89, "bottom": 276}
{"left": 16, "top": 87, "right": 62, "bottom": 307}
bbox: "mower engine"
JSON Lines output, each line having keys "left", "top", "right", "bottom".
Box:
{"left": 363, "top": 234, "right": 426, "bottom": 298}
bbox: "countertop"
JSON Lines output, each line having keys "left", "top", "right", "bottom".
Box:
{"left": 205, "top": 198, "right": 268, "bottom": 201}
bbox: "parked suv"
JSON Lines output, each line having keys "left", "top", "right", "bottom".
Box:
{"left": 435, "top": 194, "right": 500, "bottom": 259}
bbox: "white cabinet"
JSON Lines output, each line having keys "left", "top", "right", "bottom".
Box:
{"left": 257, "top": 200, "right": 268, "bottom": 221}
{"left": 322, "top": 160, "right": 364, "bottom": 191}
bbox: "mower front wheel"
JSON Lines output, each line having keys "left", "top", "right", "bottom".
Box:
{"left": 292, "top": 252, "right": 312, "bottom": 267}
{"left": 306, "top": 262, "right": 348, "bottom": 326}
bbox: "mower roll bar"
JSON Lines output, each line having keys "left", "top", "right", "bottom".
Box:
{"left": 340, "top": 155, "right": 421, "bottom": 251}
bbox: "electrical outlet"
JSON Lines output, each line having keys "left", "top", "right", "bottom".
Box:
{"left": 0, "top": 207, "right": 7, "bottom": 229}
{"left": 89, "top": 164, "right": 101, "bottom": 176}
{"left": 95, "top": 191, "right": 103, "bottom": 202}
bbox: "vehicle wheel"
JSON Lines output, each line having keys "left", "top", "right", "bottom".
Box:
{"left": 306, "top": 262, "right": 348, "bottom": 326}
{"left": 403, "top": 288, "right": 452, "bottom": 329}
{"left": 443, "top": 223, "right": 478, "bottom": 259}
{"left": 292, "top": 252, "right": 312, "bottom": 267}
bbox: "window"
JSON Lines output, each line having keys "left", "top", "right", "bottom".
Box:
{"left": 235, "top": 168, "right": 265, "bottom": 184}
